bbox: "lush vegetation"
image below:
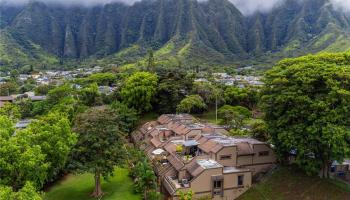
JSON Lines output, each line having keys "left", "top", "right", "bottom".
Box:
{"left": 261, "top": 53, "right": 350, "bottom": 177}
{"left": 43, "top": 168, "right": 140, "bottom": 200}
{"left": 238, "top": 166, "right": 350, "bottom": 200}
{"left": 2, "top": 0, "right": 350, "bottom": 70}
{"left": 2, "top": 50, "right": 350, "bottom": 200}
{"left": 120, "top": 72, "right": 159, "bottom": 113}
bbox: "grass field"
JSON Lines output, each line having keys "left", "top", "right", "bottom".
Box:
{"left": 138, "top": 112, "right": 159, "bottom": 126}
{"left": 43, "top": 168, "right": 141, "bottom": 200}
{"left": 193, "top": 109, "right": 221, "bottom": 124}
{"left": 238, "top": 167, "right": 350, "bottom": 200}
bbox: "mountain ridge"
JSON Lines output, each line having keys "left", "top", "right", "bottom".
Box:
{"left": 1, "top": 0, "right": 350, "bottom": 68}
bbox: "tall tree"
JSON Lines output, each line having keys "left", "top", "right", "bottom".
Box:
{"left": 176, "top": 95, "right": 207, "bottom": 114}
{"left": 120, "top": 72, "right": 158, "bottom": 113}
{"left": 78, "top": 83, "right": 101, "bottom": 106}
{"left": 224, "top": 86, "right": 258, "bottom": 110}
{"left": 191, "top": 82, "right": 223, "bottom": 106}
{"left": 133, "top": 158, "right": 157, "bottom": 200}
{"left": 261, "top": 53, "right": 350, "bottom": 177}
{"left": 109, "top": 101, "right": 138, "bottom": 134}
{"left": 0, "top": 132, "right": 48, "bottom": 190}
{"left": 154, "top": 70, "right": 193, "bottom": 114}
{"left": 47, "top": 84, "right": 73, "bottom": 105}
{"left": 0, "top": 103, "right": 21, "bottom": 121}
{"left": 0, "top": 115, "right": 15, "bottom": 138}
{"left": 20, "top": 112, "right": 77, "bottom": 182}
{"left": 218, "top": 105, "right": 250, "bottom": 129}
{"left": 0, "top": 182, "right": 42, "bottom": 200}
{"left": 147, "top": 49, "right": 155, "bottom": 72}
{"left": 70, "top": 108, "right": 126, "bottom": 197}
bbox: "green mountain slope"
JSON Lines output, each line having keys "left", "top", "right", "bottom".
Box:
{"left": 1, "top": 0, "right": 350, "bottom": 68}
{"left": 0, "top": 29, "right": 59, "bottom": 67}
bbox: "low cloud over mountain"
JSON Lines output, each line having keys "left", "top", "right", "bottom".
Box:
{"left": 2, "top": 0, "right": 350, "bottom": 15}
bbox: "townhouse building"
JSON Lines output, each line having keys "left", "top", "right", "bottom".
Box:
{"left": 133, "top": 114, "right": 276, "bottom": 200}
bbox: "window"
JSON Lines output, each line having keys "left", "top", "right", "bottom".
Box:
{"left": 188, "top": 135, "right": 196, "bottom": 140}
{"left": 259, "top": 151, "right": 269, "bottom": 157}
{"left": 212, "top": 180, "right": 222, "bottom": 196}
{"left": 213, "top": 180, "right": 222, "bottom": 189}
{"left": 220, "top": 155, "right": 232, "bottom": 160}
{"left": 238, "top": 175, "right": 244, "bottom": 186}
{"left": 331, "top": 166, "right": 336, "bottom": 173}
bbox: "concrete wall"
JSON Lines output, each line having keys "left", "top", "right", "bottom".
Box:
{"left": 190, "top": 168, "right": 222, "bottom": 194}
{"left": 237, "top": 155, "right": 253, "bottom": 166}
{"left": 216, "top": 146, "right": 237, "bottom": 167}
{"left": 252, "top": 144, "right": 276, "bottom": 164}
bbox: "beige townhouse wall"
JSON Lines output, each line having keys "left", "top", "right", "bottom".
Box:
{"left": 190, "top": 168, "right": 223, "bottom": 199}
{"left": 216, "top": 146, "right": 237, "bottom": 167}
{"left": 223, "top": 172, "right": 252, "bottom": 200}
{"left": 237, "top": 155, "right": 253, "bottom": 166}
{"left": 252, "top": 144, "right": 276, "bottom": 164}
{"left": 245, "top": 163, "right": 274, "bottom": 176}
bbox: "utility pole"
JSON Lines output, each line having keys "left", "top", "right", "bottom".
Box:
{"left": 215, "top": 93, "right": 218, "bottom": 124}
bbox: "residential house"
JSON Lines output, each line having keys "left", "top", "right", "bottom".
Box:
{"left": 0, "top": 96, "right": 15, "bottom": 107}
{"left": 330, "top": 160, "right": 350, "bottom": 182}
{"left": 133, "top": 114, "right": 276, "bottom": 200}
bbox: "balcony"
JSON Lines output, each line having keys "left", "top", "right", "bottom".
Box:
{"left": 163, "top": 175, "right": 191, "bottom": 196}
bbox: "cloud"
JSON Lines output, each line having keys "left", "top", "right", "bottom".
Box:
{"left": 228, "top": 0, "right": 286, "bottom": 15}
{"left": 330, "top": 0, "right": 350, "bottom": 13}
{"left": 0, "top": 0, "right": 140, "bottom": 6}
{"left": 2, "top": 0, "right": 350, "bottom": 15}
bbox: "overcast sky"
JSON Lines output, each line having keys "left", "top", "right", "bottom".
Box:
{"left": 1, "top": 0, "right": 350, "bottom": 15}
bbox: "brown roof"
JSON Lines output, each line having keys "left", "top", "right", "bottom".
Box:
{"left": 211, "top": 144, "right": 224, "bottom": 153}
{"left": 164, "top": 142, "right": 177, "bottom": 154}
{"left": 157, "top": 115, "right": 169, "bottom": 124}
{"left": 197, "top": 136, "right": 209, "bottom": 144}
{"left": 202, "top": 126, "right": 215, "bottom": 133}
{"left": 151, "top": 137, "right": 162, "bottom": 148}
{"left": 167, "top": 154, "right": 184, "bottom": 170}
{"left": 150, "top": 129, "right": 159, "bottom": 137}
{"left": 187, "top": 161, "right": 204, "bottom": 177}
{"left": 0, "top": 96, "right": 14, "bottom": 101}
{"left": 199, "top": 140, "right": 218, "bottom": 153}
{"left": 237, "top": 143, "right": 254, "bottom": 155}
{"left": 29, "top": 96, "right": 46, "bottom": 101}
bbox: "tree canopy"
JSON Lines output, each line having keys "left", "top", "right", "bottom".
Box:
{"left": 191, "top": 82, "right": 223, "bottom": 106}
{"left": 176, "top": 95, "right": 207, "bottom": 114}
{"left": 70, "top": 107, "right": 126, "bottom": 197}
{"left": 0, "top": 130, "right": 48, "bottom": 190}
{"left": 0, "top": 103, "right": 21, "bottom": 121}
{"left": 0, "top": 182, "right": 42, "bottom": 200}
{"left": 154, "top": 70, "right": 191, "bottom": 114}
{"left": 224, "top": 86, "right": 258, "bottom": 109}
{"left": 120, "top": 72, "right": 158, "bottom": 113}
{"left": 261, "top": 53, "right": 350, "bottom": 177}
{"left": 218, "top": 105, "right": 251, "bottom": 129}
{"left": 20, "top": 112, "right": 77, "bottom": 182}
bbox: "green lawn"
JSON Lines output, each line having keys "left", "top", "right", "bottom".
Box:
{"left": 43, "top": 168, "right": 141, "bottom": 200}
{"left": 193, "top": 109, "right": 221, "bottom": 124}
{"left": 238, "top": 167, "right": 350, "bottom": 200}
{"left": 138, "top": 112, "right": 159, "bottom": 126}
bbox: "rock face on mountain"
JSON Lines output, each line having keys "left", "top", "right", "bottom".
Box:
{"left": 1, "top": 0, "right": 350, "bottom": 67}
